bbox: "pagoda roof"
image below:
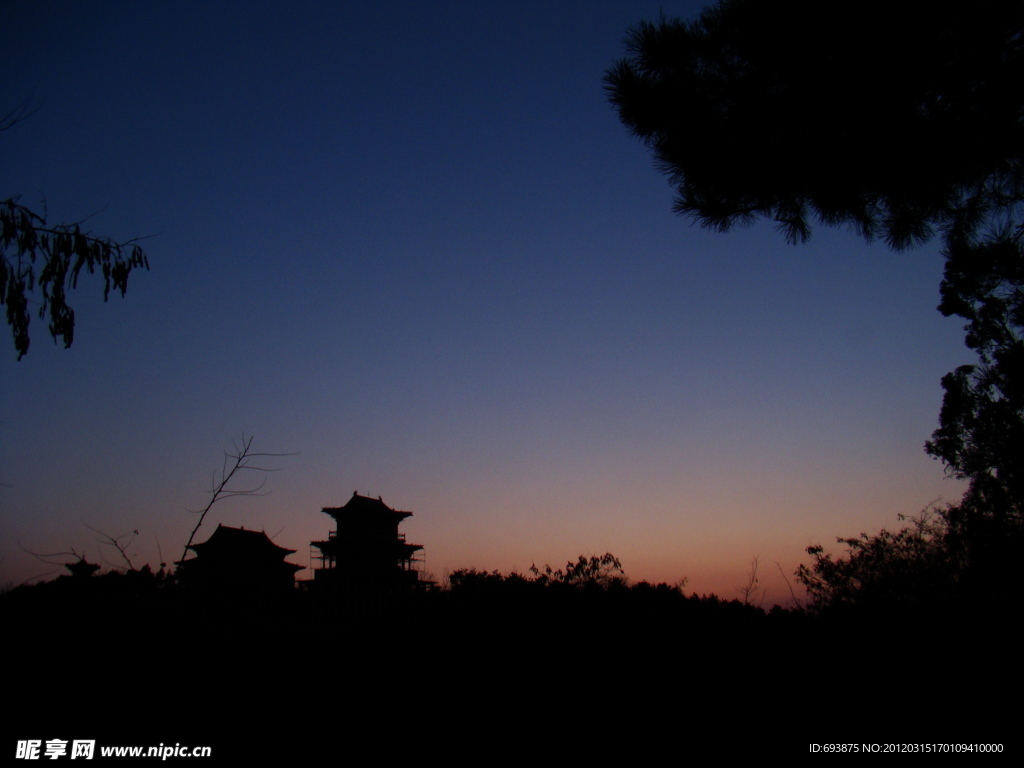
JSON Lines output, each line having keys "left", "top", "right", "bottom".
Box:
{"left": 322, "top": 492, "right": 413, "bottom": 521}
{"left": 65, "top": 557, "right": 101, "bottom": 578}
{"left": 183, "top": 524, "right": 300, "bottom": 561}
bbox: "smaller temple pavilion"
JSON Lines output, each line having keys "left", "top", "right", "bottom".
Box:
{"left": 176, "top": 524, "right": 303, "bottom": 593}
{"left": 312, "top": 492, "right": 430, "bottom": 591}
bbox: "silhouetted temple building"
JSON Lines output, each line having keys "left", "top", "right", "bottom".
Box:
{"left": 176, "top": 524, "right": 303, "bottom": 592}
{"left": 312, "top": 492, "right": 430, "bottom": 591}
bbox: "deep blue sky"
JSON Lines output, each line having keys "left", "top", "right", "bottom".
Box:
{"left": 1, "top": 0, "right": 969, "bottom": 602}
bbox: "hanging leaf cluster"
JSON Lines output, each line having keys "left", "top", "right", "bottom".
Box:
{"left": 1, "top": 197, "right": 150, "bottom": 359}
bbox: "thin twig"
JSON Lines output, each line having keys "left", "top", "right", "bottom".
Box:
{"left": 775, "top": 560, "right": 801, "bottom": 609}
{"left": 737, "top": 555, "right": 765, "bottom": 606}
{"left": 19, "top": 540, "right": 88, "bottom": 566}
{"left": 82, "top": 520, "right": 137, "bottom": 571}
{"left": 0, "top": 94, "right": 43, "bottom": 132}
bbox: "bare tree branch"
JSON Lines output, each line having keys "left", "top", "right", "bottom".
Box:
{"left": 19, "top": 540, "right": 102, "bottom": 581}
{"left": 155, "top": 538, "right": 166, "bottom": 570}
{"left": 82, "top": 521, "right": 138, "bottom": 571}
{"left": 20, "top": 568, "right": 63, "bottom": 586}
{"left": 19, "top": 540, "right": 88, "bottom": 566}
{"left": 736, "top": 555, "right": 765, "bottom": 606}
{"left": 0, "top": 95, "right": 42, "bottom": 132}
{"left": 775, "top": 560, "right": 801, "bottom": 609}
{"left": 178, "top": 434, "right": 296, "bottom": 567}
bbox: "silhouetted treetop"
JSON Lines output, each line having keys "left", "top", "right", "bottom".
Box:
{"left": 605, "top": 0, "right": 1024, "bottom": 249}
{"left": 797, "top": 506, "right": 960, "bottom": 612}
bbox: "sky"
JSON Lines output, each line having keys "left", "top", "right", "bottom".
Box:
{"left": 0, "top": 0, "right": 971, "bottom": 605}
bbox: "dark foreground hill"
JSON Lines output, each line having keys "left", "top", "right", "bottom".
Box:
{"left": 5, "top": 571, "right": 1016, "bottom": 761}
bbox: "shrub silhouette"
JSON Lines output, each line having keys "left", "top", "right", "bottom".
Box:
{"left": 796, "top": 506, "right": 960, "bottom": 613}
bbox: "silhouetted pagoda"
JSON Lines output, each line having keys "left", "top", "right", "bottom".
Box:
{"left": 312, "top": 492, "right": 430, "bottom": 591}
{"left": 176, "top": 524, "right": 303, "bottom": 593}
{"left": 65, "top": 557, "right": 101, "bottom": 579}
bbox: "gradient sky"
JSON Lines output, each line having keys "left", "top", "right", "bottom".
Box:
{"left": 1, "top": 0, "right": 971, "bottom": 604}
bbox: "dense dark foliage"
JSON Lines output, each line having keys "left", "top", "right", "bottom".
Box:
{"left": 796, "top": 506, "right": 960, "bottom": 612}
{"left": 6, "top": 552, "right": 1007, "bottom": 755}
{"left": 604, "top": 0, "right": 1024, "bottom": 250}
{"left": 928, "top": 226, "right": 1024, "bottom": 536}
